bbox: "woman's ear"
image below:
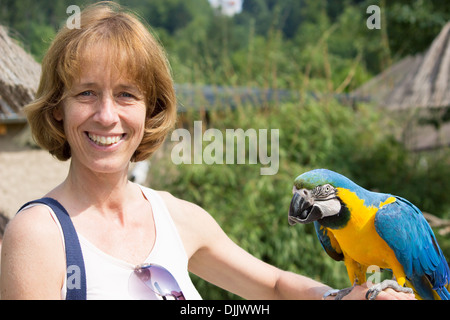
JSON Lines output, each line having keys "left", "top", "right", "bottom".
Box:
{"left": 53, "top": 105, "right": 63, "bottom": 121}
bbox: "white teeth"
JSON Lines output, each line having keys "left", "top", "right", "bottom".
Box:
{"left": 88, "top": 133, "right": 122, "bottom": 146}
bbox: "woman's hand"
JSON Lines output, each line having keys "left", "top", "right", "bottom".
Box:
{"left": 343, "top": 282, "right": 416, "bottom": 300}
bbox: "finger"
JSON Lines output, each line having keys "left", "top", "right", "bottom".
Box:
{"left": 377, "top": 288, "right": 416, "bottom": 300}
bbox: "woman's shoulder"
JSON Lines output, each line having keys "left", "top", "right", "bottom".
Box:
{"left": 154, "top": 190, "right": 209, "bottom": 220}
{"left": 1, "top": 203, "right": 66, "bottom": 299}
{"left": 152, "top": 189, "right": 224, "bottom": 255}
{"left": 4, "top": 203, "right": 64, "bottom": 252}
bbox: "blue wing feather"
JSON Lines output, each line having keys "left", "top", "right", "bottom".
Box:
{"left": 314, "top": 221, "right": 344, "bottom": 262}
{"left": 375, "top": 196, "right": 450, "bottom": 300}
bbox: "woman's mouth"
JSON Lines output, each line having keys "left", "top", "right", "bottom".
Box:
{"left": 87, "top": 132, "right": 125, "bottom": 147}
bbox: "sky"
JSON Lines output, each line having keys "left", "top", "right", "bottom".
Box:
{"left": 208, "top": 0, "right": 244, "bottom": 16}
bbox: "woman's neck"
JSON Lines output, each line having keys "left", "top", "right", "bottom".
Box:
{"left": 50, "top": 159, "right": 136, "bottom": 218}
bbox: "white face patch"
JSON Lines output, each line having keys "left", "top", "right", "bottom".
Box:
{"left": 314, "top": 198, "right": 341, "bottom": 218}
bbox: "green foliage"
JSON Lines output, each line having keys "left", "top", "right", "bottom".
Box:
{"left": 384, "top": 0, "right": 450, "bottom": 57}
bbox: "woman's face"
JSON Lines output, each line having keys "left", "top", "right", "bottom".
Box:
{"left": 54, "top": 54, "right": 147, "bottom": 175}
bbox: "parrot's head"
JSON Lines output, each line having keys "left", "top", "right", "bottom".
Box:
{"left": 288, "top": 169, "right": 354, "bottom": 227}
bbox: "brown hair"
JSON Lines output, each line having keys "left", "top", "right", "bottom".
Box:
{"left": 25, "top": 1, "right": 177, "bottom": 162}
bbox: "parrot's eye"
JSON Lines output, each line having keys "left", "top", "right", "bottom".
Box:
{"left": 323, "top": 184, "right": 335, "bottom": 194}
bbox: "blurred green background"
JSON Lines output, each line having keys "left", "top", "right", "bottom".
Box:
{"left": 1, "top": 0, "right": 449, "bottom": 299}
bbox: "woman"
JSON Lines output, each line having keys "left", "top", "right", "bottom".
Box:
{"left": 0, "top": 2, "right": 413, "bottom": 300}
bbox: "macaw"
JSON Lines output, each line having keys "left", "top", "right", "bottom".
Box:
{"left": 288, "top": 168, "right": 450, "bottom": 300}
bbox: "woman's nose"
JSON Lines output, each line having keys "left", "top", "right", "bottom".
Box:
{"left": 93, "top": 95, "right": 119, "bottom": 126}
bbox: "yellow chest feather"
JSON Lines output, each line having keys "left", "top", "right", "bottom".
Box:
{"left": 328, "top": 188, "right": 397, "bottom": 267}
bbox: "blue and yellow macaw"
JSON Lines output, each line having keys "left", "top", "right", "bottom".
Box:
{"left": 288, "top": 169, "right": 450, "bottom": 300}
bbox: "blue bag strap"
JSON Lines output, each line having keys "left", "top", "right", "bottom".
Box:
{"left": 18, "top": 197, "right": 87, "bottom": 300}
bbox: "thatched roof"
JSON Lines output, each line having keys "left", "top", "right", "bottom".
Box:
{"left": 353, "top": 22, "right": 450, "bottom": 111}
{"left": 0, "top": 25, "right": 41, "bottom": 123}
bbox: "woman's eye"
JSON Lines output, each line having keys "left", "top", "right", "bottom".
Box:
{"left": 77, "top": 91, "right": 95, "bottom": 98}
{"left": 120, "top": 92, "right": 135, "bottom": 98}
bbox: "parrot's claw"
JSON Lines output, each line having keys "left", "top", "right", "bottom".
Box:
{"left": 333, "top": 279, "right": 358, "bottom": 300}
{"left": 334, "top": 287, "right": 355, "bottom": 300}
{"left": 365, "top": 280, "right": 414, "bottom": 300}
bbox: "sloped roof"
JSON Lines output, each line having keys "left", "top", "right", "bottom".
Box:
{"left": 353, "top": 22, "right": 450, "bottom": 111}
{"left": 0, "top": 25, "right": 41, "bottom": 123}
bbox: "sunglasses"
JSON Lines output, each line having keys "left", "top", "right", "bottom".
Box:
{"left": 130, "top": 263, "right": 186, "bottom": 300}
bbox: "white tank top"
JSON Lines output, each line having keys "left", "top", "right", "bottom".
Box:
{"left": 24, "top": 185, "right": 202, "bottom": 300}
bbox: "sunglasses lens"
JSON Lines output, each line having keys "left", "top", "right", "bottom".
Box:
{"left": 133, "top": 264, "right": 185, "bottom": 300}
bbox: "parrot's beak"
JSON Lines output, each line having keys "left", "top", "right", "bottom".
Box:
{"left": 288, "top": 189, "right": 323, "bottom": 225}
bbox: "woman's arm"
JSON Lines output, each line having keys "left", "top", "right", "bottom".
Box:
{"left": 159, "top": 191, "right": 332, "bottom": 300}
{"left": 0, "top": 206, "right": 66, "bottom": 299}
